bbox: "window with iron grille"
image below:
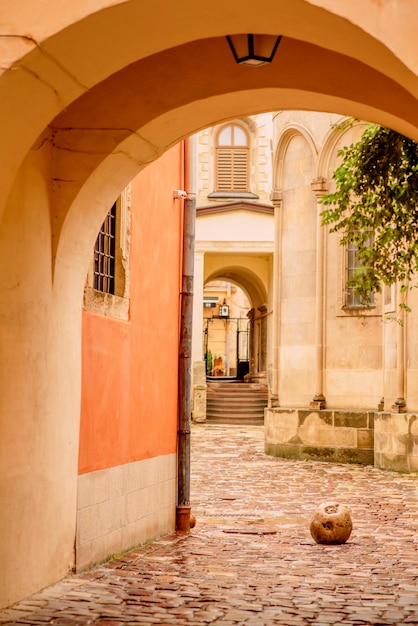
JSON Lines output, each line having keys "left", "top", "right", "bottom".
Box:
{"left": 93, "top": 202, "right": 116, "bottom": 294}
{"left": 215, "top": 124, "right": 249, "bottom": 192}
{"left": 345, "top": 236, "right": 375, "bottom": 308}
{"left": 84, "top": 188, "right": 131, "bottom": 320}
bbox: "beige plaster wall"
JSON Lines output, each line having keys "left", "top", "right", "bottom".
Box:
{"left": 204, "top": 253, "right": 272, "bottom": 305}
{"left": 76, "top": 454, "right": 176, "bottom": 572}
{"left": 0, "top": 144, "right": 80, "bottom": 607}
{"left": 196, "top": 210, "right": 274, "bottom": 243}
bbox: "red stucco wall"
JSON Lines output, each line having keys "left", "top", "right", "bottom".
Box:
{"left": 78, "top": 144, "right": 184, "bottom": 473}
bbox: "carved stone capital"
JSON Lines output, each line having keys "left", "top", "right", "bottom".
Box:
{"left": 269, "top": 393, "right": 280, "bottom": 408}
{"left": 311, "top": 177, "right": 328, "bottom": 198}
{"left": 270, "top": 188, "right": 283, "bottom": 208}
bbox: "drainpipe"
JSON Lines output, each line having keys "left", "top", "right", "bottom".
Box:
{"left": 176, "top": 135, "right": 196, "bottom": 532}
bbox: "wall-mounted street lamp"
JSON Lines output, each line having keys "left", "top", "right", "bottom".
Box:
{"left": 226, "top": 34, "right": 282, "bottom": 67}
{"left": 219, "top": 304, "right": 230, "bottom": 318}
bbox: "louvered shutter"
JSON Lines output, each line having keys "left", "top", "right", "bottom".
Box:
{"left": 216, "top": 147, "right": 248, "bottom": 191}
{"left": 217, "top": 149, "right": 233, "bottom": 190}
{"left": 232, "top": 148, "right": 248, "bottom": 191}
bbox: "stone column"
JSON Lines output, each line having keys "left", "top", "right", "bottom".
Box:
{"left": 247, "top": 308, "right": 256, "bottom": 377}
{"left": 192, "top": 360, "right": 207, "bottom": 422}
{"left": 392, "top": 290, "right": 407, "bottom": 412}
{"left": 257, "top": 303, "right": 268, "bottom": 373}
{"left": 270, "top": 189, "right": 282, "bottom": 407}
{"left": 310, "top": 178, "right": 328, "bottom": 410}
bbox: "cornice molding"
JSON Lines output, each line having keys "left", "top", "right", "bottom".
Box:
{"left": 196, "top": 200, "right": 274, "bottom": 216}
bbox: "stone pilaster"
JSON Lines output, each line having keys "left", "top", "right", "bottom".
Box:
{"left": 270, "top": 189, "right": 282, "bottom": 407}
{"left": 257, "top": 302, "right": 268, "bottom": 373}
{"left": 192, "top": 361, "right": 207, "bottom": 422}
{"left": 391, "top": 298, "right": 407, "bottom": 412}
{"left": 247, "top": 308, "right": 256, "bottom": 377}
{"left": 310, "top": 177, "right": 328, "bottom": 410}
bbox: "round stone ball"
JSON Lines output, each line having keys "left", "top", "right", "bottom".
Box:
{"left": 310, "top": 502, "right": 353, "bottom": 545}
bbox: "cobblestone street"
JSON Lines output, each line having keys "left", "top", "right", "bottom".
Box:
{"left": 2, "top": 424, "right": 418, "bottom": 625}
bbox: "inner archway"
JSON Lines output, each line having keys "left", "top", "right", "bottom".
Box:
{"left": 203, "top": 280, "right": 251, "bottom": 379}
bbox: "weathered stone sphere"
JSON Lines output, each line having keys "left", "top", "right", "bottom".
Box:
{"left": 189, "top": 513, "right": 196, "bottom": 528}
{"left": 310, "top": 502, "right": 353, "bottom": 545}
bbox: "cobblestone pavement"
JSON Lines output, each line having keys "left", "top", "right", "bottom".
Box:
{"left": 3, "top": 424, "right": 418, "bottom": 625}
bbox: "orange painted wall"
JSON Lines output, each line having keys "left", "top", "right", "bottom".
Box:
{"left": 78, "top": 144, "right": 184, "bottom": 473}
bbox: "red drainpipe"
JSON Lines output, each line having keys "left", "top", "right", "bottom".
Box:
{"left": 176, "top": 136, "right": 196, "bottom": 532}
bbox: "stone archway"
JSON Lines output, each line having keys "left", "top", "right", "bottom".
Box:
{"left": 204, "top": 267, "right": 270, "bottom": 380}
{"left": 2, "top": 0, "right": 418, "bottom": 607}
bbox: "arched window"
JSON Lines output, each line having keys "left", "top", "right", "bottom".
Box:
{"left": 93, "top": 202, "right": 116, "bottom": 295}
{"left": 215, "top": 123, "right": 249, "bottom": 192}
{"left": 84, "top": 187, "right": 131, "bottom": 320}
{"left": 344, "top": 234, "right": 375, "bottom": 309}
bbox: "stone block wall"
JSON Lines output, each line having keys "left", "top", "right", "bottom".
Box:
{"left": 265, "top": 408, "right": 375, "bottom": 465}
{"left": 76, "top": 453, "right": 176, "bottom": 572}
{"left": 374, "top": 412, "right": 418, "bottom": 472}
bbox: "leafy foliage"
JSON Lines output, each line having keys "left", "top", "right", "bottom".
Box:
{"left": 320, "top": 123, "right": 418, "bottom": 307}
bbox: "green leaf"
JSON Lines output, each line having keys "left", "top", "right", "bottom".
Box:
{"left": 319, "top": 123, "right": 418, "bottom": 311}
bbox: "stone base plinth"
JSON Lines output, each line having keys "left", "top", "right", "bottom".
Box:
{"left": 374, "top": 412, "right": 418, "bottom": 472}
{"left": 265, "top": 407, "right": 375, "bottom": 465}
{"left": 192, "top": 361, "right": 207, "bottom": 423}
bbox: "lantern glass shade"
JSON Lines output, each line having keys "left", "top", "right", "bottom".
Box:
{"left": 226, "top": 34, "right": 282, "bottom": 67}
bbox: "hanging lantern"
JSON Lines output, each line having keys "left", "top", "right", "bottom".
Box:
{"left": 226, "top": 34, "right": 282, "bottom": 67}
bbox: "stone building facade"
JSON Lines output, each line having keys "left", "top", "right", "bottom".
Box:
{"left": 192, "top": 110, "right": 418, "bottom": 473}
{"left": 192, "top": 115, "right": 275, "bottom": 394}
{"left": 266, "top": 111, "right": 418, "bottom": 472}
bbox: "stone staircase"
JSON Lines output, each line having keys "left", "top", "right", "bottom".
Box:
{"left": 206, "top": 380, "right": 268, "bottom": 425}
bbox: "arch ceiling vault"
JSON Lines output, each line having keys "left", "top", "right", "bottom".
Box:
{"left": 1, "top": 0, "right": 418, "bottom": 266}
{"left": 1, "top": 0, "right": 418, "bottom": 609}
{"left": 206, "top": 266, "right": 268, "bottom": 311}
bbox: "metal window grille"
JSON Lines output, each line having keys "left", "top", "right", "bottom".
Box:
{"left": 93, "top": 203, "right": 116, "bottom": 294}
{"left": 346, "top": 237, "right": 374, "bottom": 308}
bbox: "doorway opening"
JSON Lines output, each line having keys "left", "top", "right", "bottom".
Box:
{"left": 203, "top": 280, "right": 251, "bottom": 379}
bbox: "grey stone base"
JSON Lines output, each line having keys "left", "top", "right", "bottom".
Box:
{"left": 374, "top": 412, "right": 418, "bottom": 473}
{"left": 265, "top": 442, "right": 374, "bottom": 465}
{"left": 265, "top": 407, "right": 375, "bottom": 466}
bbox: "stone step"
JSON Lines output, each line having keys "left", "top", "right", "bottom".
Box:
{"left": 205, "top": 416, "right": 265, "bottom": 426}
{"left": 207, "top": 382, "right": 267, "bottom": 390}
{"left": 207, "top": 393, "right": 268, "bottom": 401}
{"left": 207, "top": 385, "right": 267, "bottom": 392}
{"left": 206, "top": 380, "right": 268, "bottom": 425}
{"left": 206, "top": 401, "right": 266, "bottom": 412}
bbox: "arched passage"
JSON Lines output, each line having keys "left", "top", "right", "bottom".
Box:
{"left": 204, "top": 266, "right": 270, "bottom": 379}
{"left": 206, "top": 266, "right": 268, "bottom": 312}
{"left": 2, "top": 0, "right": 418, "bottom": 608}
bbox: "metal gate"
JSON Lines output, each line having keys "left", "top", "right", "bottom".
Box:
{"left": 203, "top": 317, "right": 249, "bottom": 379}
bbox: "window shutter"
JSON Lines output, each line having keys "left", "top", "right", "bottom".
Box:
{"left": 216, "top": 147, "right": 248, "bottom": 191}
{"left": 217, "top": 149, "right": 233, "bottom": 190}
{"left": 232, "top": 148, "right": 248, "bottom": 191}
